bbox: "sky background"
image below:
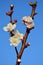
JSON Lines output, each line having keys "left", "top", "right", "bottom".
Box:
{"left": 0, "top": 0, "right": 43, "bottom": 65}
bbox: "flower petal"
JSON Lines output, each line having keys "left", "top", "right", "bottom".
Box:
{"left": 9, "top": 30, "right": 24, "bottom": 47}
{"left": 9, "top": 36, "right": 21, "bottom": 47}
{"left": 3, "top": 27, "right": 8, "bottom": 31}
{"left": 26, "top": 22, "right": 34, "bottom": 29}
{"left": 22, "top": 16, "right": 34, "bottom": 29}
{"left": 3, "top": 23, "right": 16, "bottom": 32}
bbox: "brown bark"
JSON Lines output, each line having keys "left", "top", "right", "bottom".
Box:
{"left": 6, "top": 1, "right": 37, "bottom": 65}
{"left": 16, "top": 1, "right": 37, "bottom": 65}
{"left": 16, "top": 28, "right": 30, "bottom": 65}
{"left": 29, "top": 1, "right": 37, "bottom": 19}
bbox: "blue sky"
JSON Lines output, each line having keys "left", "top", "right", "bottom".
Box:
{"left": 0, "top": 0, "right": 43, "bottom": 65}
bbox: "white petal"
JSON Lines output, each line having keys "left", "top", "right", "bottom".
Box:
{"left": 27, "top": 16, "right": 33, "bottom": 23}
{"left": 9, "top": 30, "right": 24, "bottom": 47}
{"left": 22, "top": 16, "right": 33, "bottom": 23}
{"left": 9, "top": 36, "right": 21, "bottom": 47}
{"left": 26, "top": 22, "right": 34, "bottom": 29}
{"left": 22, "top": 16, "right": 27, "bottom": 22}
{"left": 3, "top": 23, "right": 16, "bottom": 32}
{"left": 22, "top": 16, "right": 34, "bottom": 29}
{"left": 14, "top": 30, "right": 24, "bottom": 39}
{"left": 3, "top": 27, "right": 8, "bottom": 32}
{"left": 13, "top": 24, "right": 16, "bottom": 29}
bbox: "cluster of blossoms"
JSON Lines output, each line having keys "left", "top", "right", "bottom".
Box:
{"left": 3, "top": 16, "right": 34, "bottom": 47}
{"left": 3, "top": 22, "right": 23, "bottom": 47}
{"left": 22, "top": 16, "right": 34, "bottom": 30}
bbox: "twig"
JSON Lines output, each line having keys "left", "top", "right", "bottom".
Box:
{"left": 15, "top": 47, "right": 18, "bottom": 56}
{"left": 29, "top": 1, "right": 37, "bottom": 19}
{"left": 6, "top": 4, "right": 18, "bottom": 56}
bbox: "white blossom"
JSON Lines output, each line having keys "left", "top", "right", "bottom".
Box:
{"left": 3, "top": 23, "right": 16, "bottom": 32}
{"left": 9, "top": 30, "right": 23, "bottom": 47}
{"left": 22, "top": 16, "right": 34, "bottom": 29}
{"left": 14, "top": 30, "right": 23, "bottom": 39}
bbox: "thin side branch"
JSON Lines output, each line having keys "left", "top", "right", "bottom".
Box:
{"left": 29, "top": 1, "right": 37, "bottom": 19}
{"left": 7, "top": 5, "right": 18, "bottom": 56}
{"left": 15, "top": 47, "right": 18, "bottom": 56}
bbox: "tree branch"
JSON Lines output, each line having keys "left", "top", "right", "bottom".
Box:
{"left": 6, "top": 1, "right": 37, "bottom": 65}
{"left": 16, "top": 1, "right": 37, "bottom": 65}
{"left": 15, "top": 47, "right": 18, "bottom": 56}
{"left": 6, "top": 4, "right": 18, "bottom": 56}
{"left": 29, "top": 1, "right": 37, "bottom": 19}
{"left": 16, "top": 29, "right": 30, "bottom": 65}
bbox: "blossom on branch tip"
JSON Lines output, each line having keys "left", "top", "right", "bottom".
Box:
{"left": 22, "top": 16, "right": 34, "bottom": 30}
{"left": 3, "top": 23, "right": 16, "bottom": 32}
{"left": 9, "top": 30, "right": 24, "bottom": 47}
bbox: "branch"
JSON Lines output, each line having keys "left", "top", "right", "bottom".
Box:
{"left": 16, "top": 28, "right": 30, "bottom": 65}
{"left": 18, "top": 28, "right": 30, "bottom": 57}
{"left": 6, "top": 1, "right": 37, "bottom": 65}
{"left": 16, "top": 1, "right": 37, "bottom": 65}
{"left": 6, "top": 4, "right": 18, "bottom": 56}
{"left": 6, "top": 4, "right": 14, "bottom": 23}
{"left": 29, "top": 1, "right": 37, "bottom": 19}
{"left": 15, "top": 47, "right": 18, "bottom": 56}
